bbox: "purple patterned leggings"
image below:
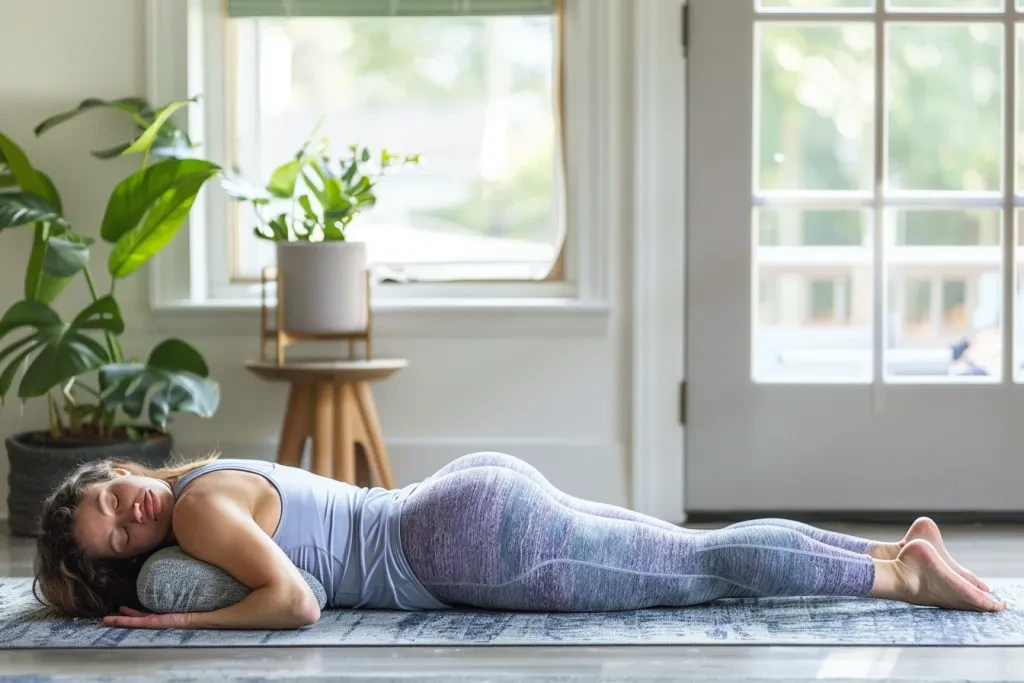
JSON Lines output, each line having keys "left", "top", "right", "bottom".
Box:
{"left": 399, "top": 453, "right": 877, "bottom": 611}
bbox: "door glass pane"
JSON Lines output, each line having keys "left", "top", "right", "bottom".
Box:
{"left": 888, "top": 0, "right": 1002, "bottom": 10}
{"left": 886, "top": 210, "right": 1002, "bottom": 380}
{"left": 755, "top": 209, "right": 872, "bottom": 382}
{"left": 887, "top": 24, "right": 1003, "bottom": 192}
{"left": 758, "top": 0, "right": 872, "bottom": 9}
{"left": 1018, "top": 25, "right": 1024, "bottom": 193}
{"left": 757, "top": 24, "right": 874, "bottom": 191}
{"left": 1017, "top": 211, "right": 1024, "bottom": 381}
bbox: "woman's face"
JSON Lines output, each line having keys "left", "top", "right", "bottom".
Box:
{"left": 75, "top": 469, "right": 175, "bottom": 560}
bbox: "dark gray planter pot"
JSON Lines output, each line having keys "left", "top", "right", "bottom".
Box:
{"left": 5, "top": 430, "right": 174, "bottom": 537}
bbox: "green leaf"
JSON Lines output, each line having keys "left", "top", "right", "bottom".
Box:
{"left": 147, "top": 338, "right": 209, "bottom": 377}
{"left": 101, "top": 158, "right": 220, "bottom": 243}
{"left": 0, "top": 131, "right": 52, "bottom": 202}
{"left": 107, "top": 162, "right": 220, "bottom": 278}
{"left": 253, "top": 226, "right": 276, "bottom": 241}
{"left": 351, "top": 176, "right": 372, "bottom": 196}
{"left": 24, "top": 225, "right": 47, "bottom": 302}
{"left": 267, "top": 214, "right": 290, "bottom": 241}
{"left": 0, "top": 173, "right": 15, "bottom": 190}
{"left": 0, "top": 132, "right": 72, "bottom": 304}
{"left": 0, "top": 297, "right": 123, "bottom": 400}
{"left": 0, "top": 193, "right": 61, "bottom": 230}
{"left": 301, "top": 169, "right": 329, "bottom": 208}
{"left": 23, "top": 225, "right": 76, "bottom": 305}
{"left": 341, "top": 163, "right": 358, "bottom": 186}
{"left": 267, "top": 160, "right": 301, "bottom": 198}
{"left": 121, "top": 98, "right": 196, "bottom": 156}
{"left": 322, "top": 178, "right": 345, "bottom": 210}
{"left": 34, "top": 97, "right": 150, "bottom": 137}
{"left": 38, "top": 172, "right": 63, "bottom": 214}
{"left": 0, "top": 301, "right": 61, "bottom": 339}
{"left": 298, "top": 195, "right": 318, "bottom": 222}
{"left": 150, "top": 121, "right": 195, "bottom": 159}
{"left": 19, "top": 337, "right": 103, "bottom": 398}
{"left": 323, "top": 224, "right": 345, "bottom": 241}
{"left": 0, "top": 344, "right": 37, "bottom": 399}
{"left": 99, "top": 362, "right": 220, "bottom": 430}
{"left": 72, "top": 295, "right": 126, "bottom": 334}
{"left": 92, "top": 142, "right": 131, "bottom": 160}
{"left": 42, "top": 234, "right": 93, "bottom": 278}
{"left": 0, "top": 334, "right": 39, "bottom": 369}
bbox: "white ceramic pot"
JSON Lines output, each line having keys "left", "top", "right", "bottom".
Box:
{"left": 276, "top": 241, "right": 368, "bottom": 335}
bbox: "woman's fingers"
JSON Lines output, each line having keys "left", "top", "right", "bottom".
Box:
{"left": 103, "top": 610, "right": 196, "bottom": 629}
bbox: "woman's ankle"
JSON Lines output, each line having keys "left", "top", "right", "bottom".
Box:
{"left": 868, "top": 558, "right": 907, "bottom": 601}
{"left": 867, "top": 541, "right": 902, "bottom": 561}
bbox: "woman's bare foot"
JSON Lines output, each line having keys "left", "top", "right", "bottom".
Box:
{"left": 872, "top": 539, "right": 1006, "bottom": 612}
{"left": 870, "top": 518, "right": 990, "bottom": 592}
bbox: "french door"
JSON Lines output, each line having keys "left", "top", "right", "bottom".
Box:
{"left": 686, "top": 0, "right": 1024, "bottom": 511}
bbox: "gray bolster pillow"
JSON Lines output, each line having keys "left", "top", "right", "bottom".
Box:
{"left": 137, "top": 546, "right": 328, "bottom": 614}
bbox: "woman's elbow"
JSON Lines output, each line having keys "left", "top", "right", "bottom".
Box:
{"left": 288, "top": 592, "right": 321, "bottom": 627}
{"left": 294, "top": 600, "right": 321, "bottom": 627}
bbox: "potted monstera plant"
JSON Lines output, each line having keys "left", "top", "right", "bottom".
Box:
{"left": 0, "top": 97, "right": 221, "bottom": 535}
{"left": 225, "top": 132, "right": 418, "bottom": 336}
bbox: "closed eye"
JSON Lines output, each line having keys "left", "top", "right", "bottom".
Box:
{"left": 120, "top": 527, "right": 130, "bottom": 554}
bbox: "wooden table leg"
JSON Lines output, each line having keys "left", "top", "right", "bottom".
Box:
{"left": 354, "top": 443, "right": 371, "bottom": 488}
{"left": 312, "top": 381, "right": 334, "bottom": 478}
{"left": 354, "top": 382, "right": 395, "bottom": 489}
{"left": 277, "top": 383, "right": 311, "bottom": 468}
{"left": 334, "top": 383, "right": 356, "bottom": 484}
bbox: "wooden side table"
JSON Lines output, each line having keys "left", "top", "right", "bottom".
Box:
{"left": 244, "top": 360, "right": 407, "bottom": 489}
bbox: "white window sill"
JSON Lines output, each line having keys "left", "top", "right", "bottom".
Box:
{"left": 145, "top": 297, "right": 612, "bottom": 338}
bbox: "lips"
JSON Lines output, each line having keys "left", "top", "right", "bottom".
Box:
{"left": 149, "top": 489, "right": 162, "bottom": 521}
{"left": 135, "top": 489, "right": 161, "bottom": 523}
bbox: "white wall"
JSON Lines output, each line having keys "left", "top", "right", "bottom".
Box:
{"left": 0, "top": 0, "right": 634, "bottom": 518}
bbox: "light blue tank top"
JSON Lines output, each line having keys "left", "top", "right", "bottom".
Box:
{"left": 172, "top": 459, "right": 447, "bottom": 611}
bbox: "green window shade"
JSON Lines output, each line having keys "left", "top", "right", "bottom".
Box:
{"left": 227, "top": 0, "right": 557, "bottom": 18}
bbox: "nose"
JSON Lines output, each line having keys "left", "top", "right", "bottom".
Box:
{"left": 121, "top": 502, "right": 143, "bottom": 526}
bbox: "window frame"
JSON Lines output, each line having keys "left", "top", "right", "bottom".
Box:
{"left": 144, "top": 0, "right": 619, "bottom": 332}
{"left": 743, "top": 1, "right": 1022, "bottom": 382}
{"left": 223, "top": 8, "right": 567, "bottom": 290}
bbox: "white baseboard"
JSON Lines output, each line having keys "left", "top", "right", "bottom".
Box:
{"left": 174, "top": 438, "right": 632, "bottom": 509}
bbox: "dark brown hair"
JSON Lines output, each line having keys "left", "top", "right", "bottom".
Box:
{"left": 33, "top": 455, "right": 218, "bottom": 618}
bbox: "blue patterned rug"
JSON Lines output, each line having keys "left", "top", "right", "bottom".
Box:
{"left": 1, "top": 578, "right": 1021, "bottom": 649}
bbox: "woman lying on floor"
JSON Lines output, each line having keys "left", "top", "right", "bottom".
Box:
{"left": 34, "top": 452, "right": 1006, "bottom": 629}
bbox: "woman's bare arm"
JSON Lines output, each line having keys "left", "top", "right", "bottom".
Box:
{"left": 104, "top": 491, "right": 320, "bottom": 630}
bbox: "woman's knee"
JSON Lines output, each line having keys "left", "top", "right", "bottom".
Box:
{"left": 699, "top": 524, "right": 818, "bottom": 554}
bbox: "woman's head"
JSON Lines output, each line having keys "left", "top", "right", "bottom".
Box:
{"left": 34, "top": 455, "right": 216, "bottom": 617}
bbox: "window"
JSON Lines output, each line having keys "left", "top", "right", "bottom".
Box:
{"left": 751, "top": 0, "right": 1023, "bottom": 381}
{"left": 942, "top": 279, "right": 968, "bottom": 329}
{"left": 224, "top": 0, "right": 562, "bottom": 285}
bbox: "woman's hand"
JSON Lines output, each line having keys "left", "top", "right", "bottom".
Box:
{"left": 104, "top": 607, "right": 197, "bottom": 630}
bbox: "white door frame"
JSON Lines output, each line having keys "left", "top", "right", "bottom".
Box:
{"left": 630, "top": 0, "right": 687, "bottom": 524}
{"left": 683, "top": 1, "right": 1024, "bottom": 513}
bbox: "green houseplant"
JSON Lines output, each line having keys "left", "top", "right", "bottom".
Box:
{"left": 225, "top": 133, "right": 417, "bottom": 336}
{"left": 0, "top": 97, "right": 221, "bottom": 535}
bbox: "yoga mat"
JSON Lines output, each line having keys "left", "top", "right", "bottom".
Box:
{"left": 1, "top": 578, "right": 1021, "bottom": 649}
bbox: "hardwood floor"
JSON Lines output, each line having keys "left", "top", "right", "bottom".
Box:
{"left": 1, "top": 523, "right": 1022, "bottom": 682}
